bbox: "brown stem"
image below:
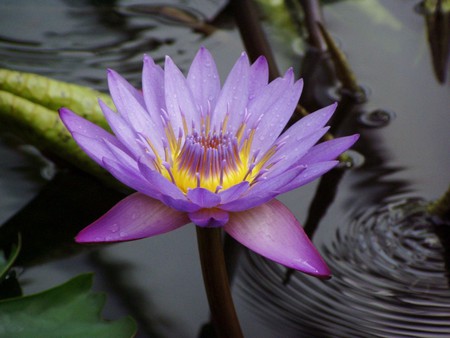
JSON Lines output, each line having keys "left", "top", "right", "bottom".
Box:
{"left": 230, "top": 0, "right": 280, "bottom": 80}
{"left": 299, "top": 0, "right": 327, "bottom": 51}
{"left": 196, "top": 227, "right": 244, "bottom": 338}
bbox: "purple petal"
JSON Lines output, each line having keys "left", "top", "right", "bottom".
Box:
{"left": 76, "top": 193, "right": 190, "bottom": 243}
{"left": 218, "top": 181, "right": 250, "bottom": 204}
{"left": 224, "top": 199, "right": 330, "bottom": 277}
{"left": 219, "top": 192, "right": 278, "bottom": 212}
{"left": 187, "top": 46, "right": 220, "bottom": 113}
{"left": 164, "top": 56, "right": 199, "bottom": 132}
{"left": 59, "top": 108, "right": 128, "bottom": 167}
{"left": 264, "top": 127, "right": 329, "bottom": 178}
{"left": 189, "top": 208, "right": 229, "bottom": 227}
{"left": 102, "top": 157, "right": 160, "bottom": 198}
{"left": 161, "top": 194, "right": 202, "bottom": 212}
{"left": 107, "top": 70, "right": 163, "bottom": 147}
{"left": 278, "top": 161, "right": 338, "bottom": 193}
{"left": 187, "top": 187, "right": 221, "bottom": 208}
{"left": 250, "top": 74, "right": 303, "bottom": 156}
{"left": 137, "top": 159, "right": 190, "bottom": 202}
{"left": 248, "top": 56, "right": 269, "bottom": 100}
{"left": 99, "top": 100, "right": 144, "bottom": 158}
{"left": 220, "top": 166, "right": 305, "bottom": 212}
{"left": 142, "top": 54, "right": 165, "bottom": 130}
{"left": 279, "top": 103, "right": 337, "bottom": 143}
{"left": 211, "top": 52, "right": 250, "bottom": 133}
{"left": 245, "top": 165, "right": 306, "bottom": 197}
{"left": 300, "top": 134, "right": 359, "bottom": 165}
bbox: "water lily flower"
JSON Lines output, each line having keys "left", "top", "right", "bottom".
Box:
{"left": 59, "top": 47, "right": 358, "bottom": 278}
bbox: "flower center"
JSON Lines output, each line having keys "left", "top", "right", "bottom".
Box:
{"left": 171, "top": 131, "right": 248, "bottom": 193}
{"left": 144, "top": 112, "right": 277, "bottom": 194}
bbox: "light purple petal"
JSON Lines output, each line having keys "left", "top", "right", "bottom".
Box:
{"left": 164, "top": 56, "right": 199, "bottom": 132}
{"left": 300, "top": 134, "right": 359, "bottom": 165}
{"left": 189, "top": 208, "right": 229, "bottom": 227}
{"left": 137, "top": 159, "right": 190, "bottom": 202}
{"left": 102, "top": 138, "right": 142, "bottom": 169}
{"left": 224, "top": 199, "right": 330, "bottom": 277}
{"left": 219, "top": 192, "right": 278, "bottom": 212}
{"left": 278, "top": 161, "right": 338, "bottom": 193}
{"left": 107, "top": 70, "right": 164, "bottom": 150}
{"left": 250, "top": 74, "right": 303, "bottom": 156}
{"left": 218, "top": 181, "right": 250, "bottom": 204}
{"left": 76, "top": 193, "right": 190, "bottom": 243}
{"left": 248, "top": 56, "right": 269, "bottom": 100}
{"left": 246, "top": 165, "right": 306, "bottom": 197}
{"left": 187, "top": 187, "right": 221, "bottom": 208}
{"left": 161, "top": 194, "right": 202, "bottom": 212}
{"left": 59, "top": 108, "right": 128, "bottom": 167}
{"left": 263, "top": 127, "right": 329, "bottom": 178}
{"left": 211, "top": 52, "right": 250, "bottom": 133}
{"left": 220, "top": 166, "right": 305, "bottom": 212}
{"left": 142, "top": 54, "right": 165, "bottom": 131}
{"left": 99, "top": 100, "right": 144, "bottom": 158}
{"left": 278, "top": 103, "right": 337, "bottom": 144}
{"left": 187, "top": 46, "right": 220, "bottom": 113}
{"left": 102, "top": 157, "right": 160, "bottom": 198}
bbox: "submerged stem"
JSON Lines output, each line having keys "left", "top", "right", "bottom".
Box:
{"left": 196, "top": 227, "right": 243, "bottom": 338}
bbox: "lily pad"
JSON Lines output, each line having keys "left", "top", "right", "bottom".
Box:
{"left": 0, "top": 274, "right": 136, "bottom": 338}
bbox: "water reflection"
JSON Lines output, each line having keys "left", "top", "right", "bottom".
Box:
{"left": 238, "top": 199, "right": 450, "bottom": 337}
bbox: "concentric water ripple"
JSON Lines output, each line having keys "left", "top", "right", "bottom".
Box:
{"left": 237, "top": 199, "right": 450, "bottom": 337}
{"left": 0, "top": 1, "right": 215, "bottom": 90}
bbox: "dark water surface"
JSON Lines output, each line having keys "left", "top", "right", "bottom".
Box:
{"left": 1, "top": 0, "right": 449, "bottom": 337}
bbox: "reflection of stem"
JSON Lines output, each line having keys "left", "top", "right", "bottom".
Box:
{"left": 299, "top": 0, "right": 327, "bottom": 51}
{"left": 424, "top": 0, "right": 450, "bottom": 83}
{"left": 317, "top": 22, "right": 363, "bottom": 97}
{"left": 428, "top": 184, "right": 450, "bottom": 218}
{"left": 196, "top": 227, "right": 243, "bottom": 338}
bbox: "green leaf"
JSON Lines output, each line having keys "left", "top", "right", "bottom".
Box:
{"left": 0, "top": 234, "right": 21, "bottom": 281}
{"left": 0, "top": 89, "right": 111, "bottom": 183}
{"left": 0, "top": 68, "right": 112, "bottom": 130}
{"left": 0, "top": 274, "right": 137, "bottom": 338}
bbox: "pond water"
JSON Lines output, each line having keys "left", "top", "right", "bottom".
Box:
{"left": 0, "top": 0, "right": 449, "bottom": 337}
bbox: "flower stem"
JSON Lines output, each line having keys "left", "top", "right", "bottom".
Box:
{"left": 196, "top": 227, "right": 243, "bottom": 338}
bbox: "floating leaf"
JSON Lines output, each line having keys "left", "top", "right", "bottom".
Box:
{"left": 0, "top": 69, "right": 126, "bottom": 188}
{"left": 0, "top": 68, "right": 112, "bottom": 130}
{"left": 0, "top": 274, "right": 136, "bottom": 338}
{"left": 0, "top": 89, "right": 110, "bottom": 183}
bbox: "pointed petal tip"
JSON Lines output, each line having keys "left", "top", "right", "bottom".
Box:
{"left": 225, "top": 199, "right": 331, "bottom": 278}
{"left": 143, "top": 54, "right": 154, "bottom": 64}
{"left": 284, "top": 67, "right": 294, "bottom": 79}
{"left": 238, "top": 51, "right": 249, "bottom": 63}
{"left": 75, "top": 193, "right": 190, "bottom": 243}
{"left": 254, "top": 55, "right": 267, "bottom": 63}
{"left": 289, "top": 257, "right": 331, "bottom": 278}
